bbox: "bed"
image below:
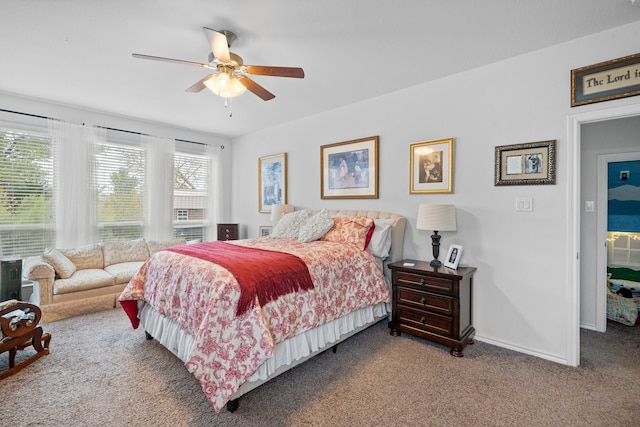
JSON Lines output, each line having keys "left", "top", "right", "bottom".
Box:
{"left": 607, "top": 267, "right": 640, "bottom": 326}
{"left": 118, "top": 209, "right": 406, "bottom": 412}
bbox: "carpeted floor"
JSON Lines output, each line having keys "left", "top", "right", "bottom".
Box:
{"left": 1, "top": 308, "right": 639, "bottom": 426}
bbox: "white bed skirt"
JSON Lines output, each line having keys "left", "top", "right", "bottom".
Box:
{"left": 138, "top": 301, "right": 388, "bottom": 397}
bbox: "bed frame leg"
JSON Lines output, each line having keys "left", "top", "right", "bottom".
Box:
{"left": 145, "top": 331, "right": 153, "bottom": 341}
{"left": 227, "top": 398, "right": 240, "bottom": 413}
{"left": 332, "top": 344, "right": 338, "bottom": 353}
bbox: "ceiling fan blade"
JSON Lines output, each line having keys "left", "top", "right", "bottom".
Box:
{"left": 244, "top": 65, "right": 305, "bottom": 78}
{"left": 239, "top": 77, "right": 275, "bottom": 101}
{"left": 185, "top": 75, "right": 213, "bottom": 93}
{"left": 132, "top": 53, "right": 211, "bottom": 68}
{"left": 203, "top": 27, "right": 231, "bottom": 63}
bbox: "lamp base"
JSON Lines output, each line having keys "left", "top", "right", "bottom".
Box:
{"left": 430, "top": 231, "right": 442, "bottom": 269}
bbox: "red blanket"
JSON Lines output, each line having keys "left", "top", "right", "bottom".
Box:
{"left": 165, "top": 241, "right": 314, "bottom": 315}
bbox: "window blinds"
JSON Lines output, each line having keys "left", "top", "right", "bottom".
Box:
{"left": 93, "top": 143, "right": 146, "bottom": 241}
{"left": 0, "top": 128, "right": 55, "bottom": 257}
{"left": 172, "top": 152, "right": 209, "bottom": 242}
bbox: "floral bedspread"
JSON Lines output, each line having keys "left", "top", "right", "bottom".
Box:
{"left": 118, "top": 237, "right": 390, "bottom": 412}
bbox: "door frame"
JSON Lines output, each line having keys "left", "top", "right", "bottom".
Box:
{"left": 568, "top": 102, "right": 640, "bottom": 366}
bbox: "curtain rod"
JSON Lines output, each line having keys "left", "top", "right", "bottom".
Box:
{"left": 0, "top": 108, "right": 224, "bottom": 149}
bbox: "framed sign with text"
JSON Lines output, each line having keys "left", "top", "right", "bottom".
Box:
{"left": 571, "top": 52, "right": 640, "bottom": 107}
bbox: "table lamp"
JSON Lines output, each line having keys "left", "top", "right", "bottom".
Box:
{"left": 416, "top": 204, "right": 457, "bottom": 268}
{"left": 270, "top": 204, "right": 294, "bottom": 221}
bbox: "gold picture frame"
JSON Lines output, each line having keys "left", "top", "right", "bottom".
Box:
{"left": 410, "top": 138, "right": 454, "bottom": 194}
{"left": 495, "top": 140, "right": 556, "bottom": 186}
{"left": 320, "top": 136, "right": 379, "bottom": 199}
{"left": 258, "top": 153, "right": 287, "bottom": 213}
{"left": 571, "top": 52, "right": 640, "bottom": 107}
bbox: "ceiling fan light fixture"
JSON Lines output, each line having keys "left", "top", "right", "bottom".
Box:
{"left": 204, "top": 72, "right": 247, "bottom": 98}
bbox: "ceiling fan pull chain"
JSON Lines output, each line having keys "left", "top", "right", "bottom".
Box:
{"left": 225, "top": 97, "right": 233, "bottom": 117}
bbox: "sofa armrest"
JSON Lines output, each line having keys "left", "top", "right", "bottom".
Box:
{"left": 23, "top": 256, "right": 55, "bottom": 281}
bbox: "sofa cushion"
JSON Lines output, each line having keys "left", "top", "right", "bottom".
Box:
{"left": 53, "top": 269, "right": 115, "bottom": 295}
{"left": 42, "top": 248, "right": 77, "bottom": 279}
{"left": 102, "top": 238, "right": 150, "bottom": 267}
{"left": 104, "top": 261, "right": 145, "bottom": 285}
{"left": 59, "top": 243, "right": 104, "bottom": 270}
{"left": 146, "top": 238, "right": 187, "bottom": 255}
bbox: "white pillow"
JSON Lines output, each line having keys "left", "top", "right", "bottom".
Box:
{"left": 271, "top": 210, "right": 313, "bottom": 239}
{"left": 298, "top": 209, "right": 334, "bottom": 242}
{"left": 367, "top": 218, "right": 394, "bottom": 259}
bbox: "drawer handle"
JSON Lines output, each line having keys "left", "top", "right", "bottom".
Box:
{"left": 420, "top": 316, "right": 426, "bottom": 324}
{"left": 420, "top": 297, "right": 426, "bottom": 305}
{"left": 420, "top": 278, "right": 425, "bottom": 284}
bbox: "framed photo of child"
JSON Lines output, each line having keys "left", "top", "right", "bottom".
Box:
{"left": 444, "top": 244, "right": 463, "bottom": 270}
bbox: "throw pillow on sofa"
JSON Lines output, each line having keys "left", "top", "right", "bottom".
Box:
{"left": 102, "top": 238, "right": 150, "bottom": 267}
{"left": 42, "top": 248, "right": 77, "bottom": 279}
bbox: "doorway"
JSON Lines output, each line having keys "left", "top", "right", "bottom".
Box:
{"left": 569, "top": 102, "right": 640, "bottom": 367}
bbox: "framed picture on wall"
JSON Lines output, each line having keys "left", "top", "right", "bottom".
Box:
{"left": 494, "top": 140, "right": 556, "bottom": 186}
{"left": 258, "top": 153, "right": 287, "bottom": 213}
{"left": 410, "top": 137, "right": 455, "bottom": 194}
{"left": 320, "top": 136, "right": 379, "bottom": 199}
{"left": 571, "top": 52, "right": 640, "bottom": 107}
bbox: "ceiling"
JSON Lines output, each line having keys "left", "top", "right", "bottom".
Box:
{"left": 2, "top": 1, "right": 640, "bottom": 139}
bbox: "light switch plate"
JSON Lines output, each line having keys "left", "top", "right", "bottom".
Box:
{"left": 585, "top": 201, "right": 595, "bottom": 212}
{"left": 515, "top": 197, "right": 533, "bottom": 212}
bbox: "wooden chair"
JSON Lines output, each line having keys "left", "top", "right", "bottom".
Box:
{"left": 1, "top": 300, "right": 51, "bottom": 380}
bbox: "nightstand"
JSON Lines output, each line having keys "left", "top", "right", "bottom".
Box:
{"left": 217, "top": 223, "right": 239, "bottom": 241}
{"left": 388, "top": 259, "right": 476, "bottom": 357}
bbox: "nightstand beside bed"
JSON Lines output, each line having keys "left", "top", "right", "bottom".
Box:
{"left": 388, "top": 259, "right": 476, "bottom": 357}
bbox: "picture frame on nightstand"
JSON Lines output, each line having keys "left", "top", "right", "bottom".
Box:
{"left": 444, "top": 244, "right": 463, "bottom": 269}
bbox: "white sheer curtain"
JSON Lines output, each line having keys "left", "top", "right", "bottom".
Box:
{"left": 144, "top": 135, "right": 175, "bottom": 241}
{"left": 207, "top": 144, "right": 224, "bottom": 241}
{"left": 49, "top": 121, "right": 101, "bottom": 248}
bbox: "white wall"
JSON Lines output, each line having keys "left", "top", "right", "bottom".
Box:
{"left": 580, "top": 116, "right": 640, "bottom": 329}
{"left": 231, "top": 21, "right": 640, "bottom": 364}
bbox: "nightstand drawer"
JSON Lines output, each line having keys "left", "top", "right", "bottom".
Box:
{"left": 217, "top": 223, "right": 238, "bottom": 241}
{"left": 397, "top": 286, "right": 453, "bottom": 315}
{"left": 396, "top": 271, "right": 453, "bottom": 294}
{"left": 397, "top": 306, "right": 453, "bottom": 337}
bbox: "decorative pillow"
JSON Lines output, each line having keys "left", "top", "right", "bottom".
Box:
{"left": 367, "top": 218, "right": 394, "bottom": 259}
{"left": 298, "top": 209, "right": 334, "bottom": 243}
{"left": 321, "top": 216, "right": 375, "bottom": 250}
{"left": 42, "top": 248, "right": 77, "bottom": 279}
{"left": 271, "top": 210, "right": 313, "bottom": 239}
{"left": 59, "top": 243, "right": 103, "bottom": 270}
{"left": 147, "top": 238, "right": 188, "bottom": 255}
{"left": 102, "top": 238, "right": 150, "bottom": 267}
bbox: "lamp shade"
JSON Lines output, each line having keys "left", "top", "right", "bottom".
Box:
{"left": 416, "top": 204, "right": 457, "bottom": 231}
{"left": 270, "top": 204, "right": 294, "bottom": 221}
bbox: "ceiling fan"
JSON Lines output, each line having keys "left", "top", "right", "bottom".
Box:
{"left": 132, "top": 27, "right": 304, "bottom": 101}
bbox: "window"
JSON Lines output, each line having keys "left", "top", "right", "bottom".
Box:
{"left": 0, "top": 128, "right": 55, "bottom": 257}
{"left": 609, "top": 232, "right": 640, "bottom": 267}
{"left": 173, "top": 153, "right": 208, "bottom": 241}
{"left": 93, "top": 143, "right": 146, "bottom": 241}
{"left": 176, "top": 210, "right": 188, "bottom": 221}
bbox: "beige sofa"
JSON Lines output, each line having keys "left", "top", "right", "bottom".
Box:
{"left": 23, "top": 237, "right": 186, "bottom": 323}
